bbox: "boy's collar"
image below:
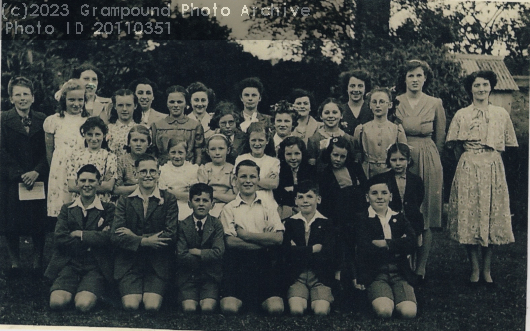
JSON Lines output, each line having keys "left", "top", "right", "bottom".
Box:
{"left": 235, "top": 191, "right": 260, "bottom": 205}
{"left": 129, "top": 184, "right": 162, "bottom": 201}
{"left": 368, "top": 206, "right": 398, "bottom": 218}
{"left": 69, "top": 195, "right": 104, "bottom": 211}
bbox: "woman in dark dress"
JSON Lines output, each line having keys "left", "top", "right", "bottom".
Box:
{"left": 0, "top": 77, "right": 49, "bottom": 272}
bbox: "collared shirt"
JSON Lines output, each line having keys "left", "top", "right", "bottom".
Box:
{"left": 368, "top": 206, "right": 398, "bottom": 240}
{"left": 395, "top": 173, "right": 407, "bottom": 201}
{"left": 141, "top": 108, "right": 154, "bottom": 126}
{"left": 193, "top": 215, "right": 207, "bottom": 232}
{"left": 273, "top": 133, "right": 285, "bottom": 151}
{"left": 68, "top": 195, "right": 104, "bottom": 217}
{"left": 290, "top": 211, "right": 327, "bottom": 245}
{"left": 220, "top": 191, "right": 284, "bottom": 237}
{"left": 128, "top": 185, "right": 163, "bottom": 218}
{"left": 240, "top": 111, "right": 259, "bottom": 133}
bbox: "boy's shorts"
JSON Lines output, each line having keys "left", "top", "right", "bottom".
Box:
{"left": 221, "top": 248, "right": 282, "bottom": 307}
{"left": 367, "top": 272, "right": 416, "bottom": 305}
{"left": 178, "top": 274, "right": 219, "bottom": 303}
{"left": 118, "top": 261, "right": 167, "bottom": 297}
{"left": 287, "top": 270, "right": 334, "bottom": 303}
{"left": 50, "top": 262, "right": 105, "bottom": 297}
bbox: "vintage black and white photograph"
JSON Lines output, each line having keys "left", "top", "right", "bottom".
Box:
{"left": 0, "top": 0, "right": 528, "bottom": 330}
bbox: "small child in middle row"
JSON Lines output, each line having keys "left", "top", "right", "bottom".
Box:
{"left": 282, "top": 180, "right": 337, "bottom": 316}
{"left": 177, "top": 183, "right": 225, "bottom": 313}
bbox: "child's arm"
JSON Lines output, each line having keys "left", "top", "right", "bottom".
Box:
{"left": 176, "top": 223, "right": 200, "bottom": 270}
{"left": 194, "top": 123, "right": 205, "bottom": 164}
{"left": 386, "top": 216, "right": 416, "bottom": 256}
{"left": 98, "top": 153, "right": 117, "bottom": 193}
{"left": 199, "top": 220, "right": 225, "bottom": 262}
{"left": 225, "top": 235, "right": 263, "bottom": 250}
{"left": 81, "top": 204, "right": 115, "bottom": 247}
{"left": 236, "top": 226, "right": 283, "bottom": 246}
{"left": 396, "top": 124, "right": 407, "bottom": 144}
{"left": 258, "top": 158, "right": 280, "bottom": 190}
{"left": 352, "top": 125, "right": 363, "bottom": 162}
{"left": 219, "top": 202, "right": 263, "bottom": 250}
{"left": 54, "top": 205, "right": 84, "bottom": 255}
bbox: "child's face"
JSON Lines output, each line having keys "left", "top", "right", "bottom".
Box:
{"left": 240, "top": 87, "right": 261, "bottom": 111}
{"left": 320, "top": 102, "right": 342, "bottom": 129}
{"left": 65, "top": 89, "right": 85, "bottom": 115}
{"left": 366, "top": 183, "right": 392, "bottom": 213}
{"left": 115, "top": 94, "right": 136, "bottom": 122}
{"left": 284, "top": 144, "right": 302, "bottom": 170}
{"left": 135, "top": 84, "right": 154, "bottom": 110}
{"left": 293, "top": 96, "right": 311, "bottom": 118}
{"left": 76, "top": 171, "right": 100, "bottom": 200}
{"left": 236, "top": 165, "right": 259, "bottom": 196}
{"left": 347, "top": 76, "right": 366, "bottom": 103}
{"left": 135, "top": 160, "right": 160, "bottom": 190}
{"left": 369, "top": 91, "right": 392, "bottom": 118}
{"left": 188, "top": 192, "right": 213, "bottom": 219}
{"left": 129, "top": 131, "right": 150, "bottom": 156}
{"left": 330, "top": 146, "right": 348, "bottom": 169}
{"left": 219, "top": 114, "right": 236, "bottom": 137}
{"left": 85, "top": 126, "right": 104, "bottom": 151}
{"left": 275, "top": 113, "right": 293, "bottom": 138}
{"left": 207, "top": 138, "right": 229, "bottom": 165}
{"left": 10, "top": 85, "right": 34, "bottom": 112}
{"left": 191, "top": 91, "right": 208, "bottom": 116}
{"left": 169, "top": 143, "right": 187, "bottom": 167}
{"left": 249, "top": 130, "right": 267, "bottom": 157}
{"left": 389, "top": 151, "right": 408, "bottom": 175}
{"left": 167, "top": 92, "right": 186, "bottom": 118}
{"left": 295, "top": 189, "right": 321, "bottom": 216}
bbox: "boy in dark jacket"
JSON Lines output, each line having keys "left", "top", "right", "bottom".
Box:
{"left": 45, "top": 164, "right": 115, "bottom": 312}
{"left": 282, "top": 180, "right": 337, "bottom": 316}
{"left": 177, "top": 183, "right": 225, "bottom": 313}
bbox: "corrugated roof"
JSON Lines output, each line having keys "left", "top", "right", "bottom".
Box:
{"left": 453, "top": 54, "right": 519, "bottom": 91}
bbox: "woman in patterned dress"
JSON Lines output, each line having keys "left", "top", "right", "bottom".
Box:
{"left": 107, "top": 89, "right": 143, "bottom": 159}
{"left": 44, "top": 80, "right": 89, "bottom": 217}
{"left": 446, "top": 70, "right": 518, "bottom": 286}
{"left": 395, "top": 60, "right": 446, "bottom": 280}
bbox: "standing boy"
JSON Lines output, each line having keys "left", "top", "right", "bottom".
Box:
{"left": 111, "top": 154, "right": 178, "bottom": 311}
{"left": 45, "top": 164, "right": 115, "bottom": 312}
{"left": 219, "top": 160, "right": 285, "bottom": 314}
{"left": 282, "top": 180, "right": 337, "bottom": 316}
{"left": 354, "top": 176, "right": 417, "bottom": 319}
{"left": 177, "top": 183, "right": 225, "bottom": 313}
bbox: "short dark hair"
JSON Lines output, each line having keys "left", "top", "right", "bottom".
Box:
{"left": 187, "top": 82, "right": 216, "bottom": 113}
{"left": 109, "top": 89, "right": 141, "bottom": 124}
{"left": 128, "top": 77, "right": 158, "bottom": 92}
{"left": 209, "top": 101, "right": 242, "bottom": 130}
{"left": 8, "top": 76, "right": 34, "bottom": 96}
{"left": 463, "top": 70, "right": 497, "bottom": 99}
{"left": 189, "top": 183, "right": 214, "bottom": 201}
{"left": 166, "top": 85, "right": 189, "bottom": 104}
{"left": 277, "top": 136, "right": 307, "bottom": 164}
{"left": 134, "top": 153, "right": 158, "bottom": 168}
{"left": 396, "top": 59, "right": 433, "bottom": 94}
{"left": 77, "top": 164, "right": 101, "bottom": 180}
{"left": 72, "top": 63, "right": 104, "bottom": 88}
{"left": 80, "top": 117, "right": 109, "bottom": 150}
{"left": 317, "top": 98, "right": 344, "bottom": 118}
{"left": 320, "top": 136, "right": 353, "bottom": 167}
{"left": 235, "top": 159, "right": 260, "bottom": 176}
{"left": 296, "top": 179, "right": 319, "bottom": 196}
{"left": 338, "top": 70, "right": 372, "bottom": 102}
{"left": 236, "top": 77, "right": 264, "bottom": 97}
{"left": 287, "top": 88, "right": 316, "bottom": 116}
{"left": 366, "top": 175, "right": 390, "bottom": 193}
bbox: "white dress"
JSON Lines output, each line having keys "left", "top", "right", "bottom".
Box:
{"left": 43, "top": 113, "right": 87, "bottom": 217}
{"left": 158, "top": 161, "right": 199, "bottom": 220}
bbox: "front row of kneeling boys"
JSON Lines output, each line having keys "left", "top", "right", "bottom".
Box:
{"left": 45, "top": 154, "right": 417, "bottom": 319}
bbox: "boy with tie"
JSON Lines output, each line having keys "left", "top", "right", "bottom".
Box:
{"left": 177, "top": 183, "right": 225, "bottom": 313}
{"left": 111, "top": 154, "right": 178, "bottom": 311}
{"left": 45, "top": 164, "right": 115, "bottom": 312}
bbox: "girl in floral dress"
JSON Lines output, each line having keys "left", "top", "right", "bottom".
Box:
{"left": 446, "top": 71, "right": 518, "bottom": 286}
{"left": 107, "top": 89, "right": 143, "bottom": 159}
{"left": 66, "top": 117, "right": 117, "bottom": 204}
{"left": 44, "top": 80, "right": 89, "bottom": 217}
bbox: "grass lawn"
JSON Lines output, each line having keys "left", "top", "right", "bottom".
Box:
{"left": 0, "top": 228, "right": 526, "bottom": 331}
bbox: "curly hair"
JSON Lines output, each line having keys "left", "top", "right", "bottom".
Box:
{"left": 271, "top": 100, "right": 300, "bottom": 131}
{"left": 338, "top": 70, "right": 372, "bottom": 102}
{"left": 80, "top": 117, "right": 109, "bottom": 150}
{"left": 320, "top": 136, "right": 354, "bottom": 168}
{"left": 57, "top": 79, "right": 89, "bottom": 118}
{"left": 187, "top": 81, "right": 216, "bottom": 113}
{"left": 108, "top": 89, "right": 142, "bottom": 124}
{"left": 277, "top": 136, "right": 308, "bottom": 164}
{"left": 463, "top": 70, "right": 497, "bottom": 99}
{"left": 395, "top": 59, "right": 433, "bottom": 94}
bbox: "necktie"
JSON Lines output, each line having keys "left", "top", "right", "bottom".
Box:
{"left": 197, "top": 220, "right": 203, "bottom": 238}
{"left": 21, "top": 116, "right": 31, "bottom": 133}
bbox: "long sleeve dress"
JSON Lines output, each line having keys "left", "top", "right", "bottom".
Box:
{"left": 395, "top": 94, "right": 446, "bottom": 228}
{"left": 446, "top": 104, "right": 518, "bottom": 246}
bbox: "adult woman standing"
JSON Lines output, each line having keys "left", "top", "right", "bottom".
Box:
{"left": 0, "top": 77, "right": 48, "bottom": 271}
{"left": 395, "top": 60, "right": 446, "bottom": 281}
{"left": 44, "top": 80, "right": 88, "bottom": 218}
{"left": 287, "top": 89, "right": 321, "bottom": 145}
{"left": 187, "top": 82, "right": 216, "bottom": 139}
{"left": 446, "top": 70, "right": 517, "bottom": 285}
{"left": 72, "top": 63, "right": 112, "bottom": 122}
{"left": 338, "top": 70, "right": 373, "bottom": 136}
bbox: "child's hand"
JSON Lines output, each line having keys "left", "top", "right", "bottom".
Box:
{"left": 69, "top": 230, "right": 82, "bottom": 238}
{"left": 140, "top": 231, "right": 171, "bottom": 249}
{"left": 353, "top": 279, "right": 366, "bottom": 291}
{"left": 102, "top": 226, "right": 110, "bottom": 232}
{"left": 189, "top": 248, "right": 201, "bottom": 256}
{"left": 235, "top": 225, "right": 249, "bottom": 240}
{"left": 291, "top": 240, "right": 296, "bottom": 246}
{"left": 115, "top": 227, "right": 134, "bottom": 237}
{"left": 312, "top": 244, "right": 322, "bottom": 253}
{"left": 372, "top": 239, "right": 388, "bottom": 248}
{"left": 284, "top": 186, "right": 294, "bottom": 192}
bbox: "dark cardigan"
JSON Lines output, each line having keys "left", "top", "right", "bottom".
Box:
{"left": 274, "top": 162, "right": 315, "bottom": 208}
